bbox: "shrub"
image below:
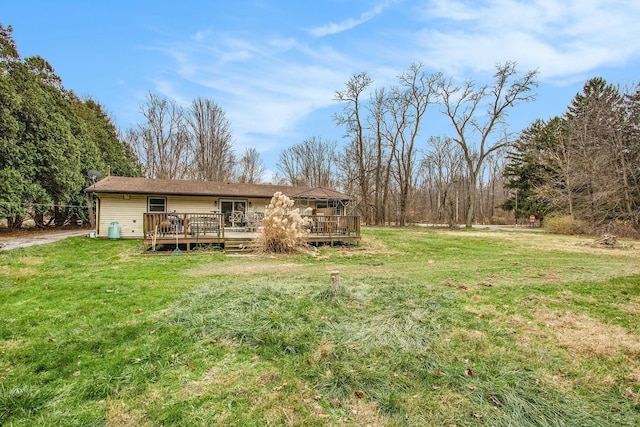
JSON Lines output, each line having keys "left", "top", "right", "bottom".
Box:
{"left": 544, "top": 215, "right": 589, "bottom": 235}
{"left": 490, "top": 216, "right": 510, "bottom": 225}
{"left": 257, "top": 192, "right": 309, "bottom": 253}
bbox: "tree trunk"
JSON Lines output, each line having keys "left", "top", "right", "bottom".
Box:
{"left": 465, "top": 171, "right": 477, "bottom": 228}
{"left": 86, "top": 194, "right": 96, "bottom": 228}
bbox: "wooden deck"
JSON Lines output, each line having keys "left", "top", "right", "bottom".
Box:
{"left": 143, "top": 213, "right": 360, "bottom": 252}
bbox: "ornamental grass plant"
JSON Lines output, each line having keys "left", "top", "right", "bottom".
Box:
{"left": 256, "top": 191, "right": 309, "bottom": 253}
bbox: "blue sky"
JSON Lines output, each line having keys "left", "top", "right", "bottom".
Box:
{"left": 4, "top": 0, "right": 640, "bottom": 177}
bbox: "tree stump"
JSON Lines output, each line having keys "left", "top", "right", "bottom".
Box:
{"left": 330, "top": 271, "right": 341, "bottom": 290}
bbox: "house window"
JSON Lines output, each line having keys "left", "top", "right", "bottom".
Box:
{"left": 148, "top": 197, "right": 166, "bottom": 212}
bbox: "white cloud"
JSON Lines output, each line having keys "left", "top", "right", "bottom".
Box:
{"left": 309, "top": 0, "right": 397, "bottom": 37}
{"left": 151, "top": 79, "right": 191, "bottom": 107}
{"left": 151, "top": 29, "right": 355, "bottom": 164}
{"left": 414, "top": 0, "right": 640, "bottom": 81}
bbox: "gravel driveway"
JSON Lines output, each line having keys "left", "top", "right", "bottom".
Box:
{"left": 0, "top": 230, "right": 90, "bottom": 251}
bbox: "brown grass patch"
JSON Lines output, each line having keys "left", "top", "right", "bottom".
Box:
{"left": 442, "top": 328, "right": 489, "bottom": 355}
{"left": 187, "top": 366, "right": 244, "bottom": 397}
{"left": 622, "top": 297, "right": 640, "bottom": 316}
{"left": 311, "top": 336, "right": 335, "bottom": 363}
{"left": 557, "top": 290, "right": 598, "bottom": 304}
{"left": 13, "top": 267, "right": 36, "bottom": 279}
{"left": 520, "top": 294, "right": 568, "bottom": 309}
{"left": 435, "top": 391, "right": 472, "bottom": 420}
{"left": 532, "top": 310, "right": 640, "bottom": 359}
{"left": 346, "top": 398, "right": 386, "bottom": 426}
{"left": 0, "top": 339, "right": 27, "bottom": 351}
{"left": 455, "top": 230, "right": 640, "bottom": 259}
{"left": 105, "top": 400, "right": 152, "bottom": 427}
{"left": 464, "top": 303, "right": 501, "bottom": 319}
{"left": 537, "top": 370, "right": 575, "bottom": 392}
{"left": 18, "top": 256, "right": 44, "bottom": 266}
{"left": 184, "top": 260, "right": 308, "bottom": 277}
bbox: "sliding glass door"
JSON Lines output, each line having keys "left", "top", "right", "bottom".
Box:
{"left": 219, "top": 200, "right": 247, "bottom": 226}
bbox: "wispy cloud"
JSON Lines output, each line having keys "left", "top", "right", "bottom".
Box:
{"left": 154, "top": 29, "right": 354, "bottom": 158}
{"left": 310, "top": 0, "right": 396, "bottom": 37}
{"left": 414, "top": 0, "right": 640, "bottom": 82}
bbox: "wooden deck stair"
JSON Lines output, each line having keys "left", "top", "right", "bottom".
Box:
{"left": 224, "top": 237, "right": 255, "bottom": 253}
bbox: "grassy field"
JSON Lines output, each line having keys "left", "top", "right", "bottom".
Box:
{"left": 1, "top": 227, "right": 640, "bottom": 426}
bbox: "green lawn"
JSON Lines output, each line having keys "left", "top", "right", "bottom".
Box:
{"left": 1, "top": 228, "right": 640, "bottom": 426}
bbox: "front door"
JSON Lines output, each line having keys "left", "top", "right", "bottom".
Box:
{"left": 220, "top": 200, "right": 247, "bottom": 227}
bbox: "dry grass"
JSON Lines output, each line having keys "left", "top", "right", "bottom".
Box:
{"left": 18, "top": 256, "right": 44, "bottom": 266}
{"left": 105, "top": 400, "right": 153, "bottom": 427}
{"left": 532, "top": 310, "right": 640, "bottom": 359}
{"left": 311, "top": 336, "right": 335, "bottom": 363}
{"left": 457, "top": 230, "right": 640, "bottom": 259}
{"left": 184, "top": 259, "right": 308, "bottom": 277}
{"left": 346, "top": 398, "right": 386, "bottom": 426}
{"left": 622, "top": 297, "right": 640, "bottom": 316}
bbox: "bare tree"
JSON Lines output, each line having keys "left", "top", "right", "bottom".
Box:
{"left": 187, "top": 97, "right": 235, "bottom": 182}
{"left": 420, "top": 136, "right": 465, "bottom": 225}
{"left": 236, "top": 147, "right": 265, "bottom": 184}
{"left": 334, "top": 72, "right": 374, "bottom": 223}
{"left": 366, "top": 87, "right": 394, "bottom": 225}
{"left": 479, "top": 148, "right": 509, "bottom": 223}
{"left": 132, "top": 92, "right": 191, "bottom": 179}
{"left": 277, "top": 136, "right": 338, "bottom": 187}
{"left": 386, "top": 63, "right": 441, "bottom": 226}
{"left": 439, "top": 62, "right": 538, "bottom": 227}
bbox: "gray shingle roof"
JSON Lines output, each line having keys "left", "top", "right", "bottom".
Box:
{"left": 84, "top": 176, "right": 352, "bottom": 201}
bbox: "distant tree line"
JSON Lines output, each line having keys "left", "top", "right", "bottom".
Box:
{"left": 329, "top": 61, "right": 537, "bottom": 228}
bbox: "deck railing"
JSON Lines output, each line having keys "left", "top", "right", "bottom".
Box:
{"left": 144, "top": 212, "right": 225, "bottom": 238}
{"left": 143, "top": 213, "right": 360, "bottom": 239}
{"left": 302, "top": 215, "right": 360, "bottom": 237}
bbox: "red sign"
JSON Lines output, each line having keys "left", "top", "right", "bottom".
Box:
{"left": 529, "top": 215, "right": 536, "bottom": 223}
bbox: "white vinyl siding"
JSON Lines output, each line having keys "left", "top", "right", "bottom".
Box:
{"left": 95, "top": 194, "right": 274, "bottom": 239}
{"left": 166, "top": 196, "right": 217, "bottom": 213}
{"left": 97, "top": 194, "right": 147, "bottom": 238}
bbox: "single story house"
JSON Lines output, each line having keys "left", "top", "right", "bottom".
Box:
{"left": 84, "top": 176, "right": 360, "bottom": 249}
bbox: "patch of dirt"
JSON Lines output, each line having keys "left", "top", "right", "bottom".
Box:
{"left": 0, "top": 225, "right": 88, "bottom": 240}
{"left": 332, "top": 235, "right": 398, "bottom": 257}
